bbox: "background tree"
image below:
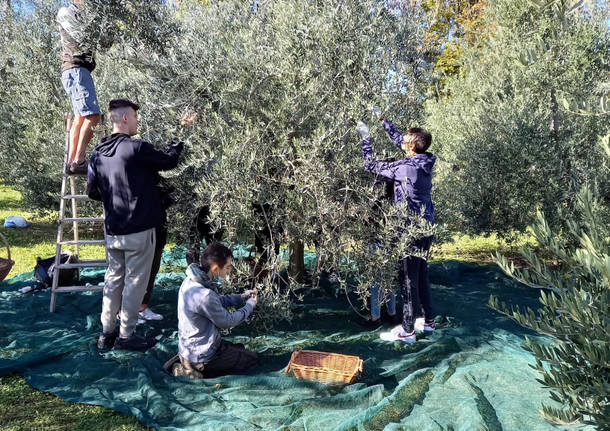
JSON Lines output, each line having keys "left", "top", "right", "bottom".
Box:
{"left": 0, "top": 0, "right": 435, "bottom": 325}
{"left": 426, "top": 0, "right": 610, "bottom": 236}
{"left": 421, "top": 0, "right": 490, "bottom": 93}
{"left": 0, "top": 1, "right": 66, "bottom": 209}
{"left": 0, "top": 0, "right": 176, "bottom": 210}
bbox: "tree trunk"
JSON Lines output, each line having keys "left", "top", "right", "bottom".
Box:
{"left": 289, "top": 240, "right": 305, "bottom": 283}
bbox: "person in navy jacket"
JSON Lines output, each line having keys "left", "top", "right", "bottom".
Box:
{"left": 357, "top": 109, "right": 437, "bottom": 343}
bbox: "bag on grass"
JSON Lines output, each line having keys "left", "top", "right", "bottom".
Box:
{"left": 33, "top": 252, "right": 78, "bottom": 288}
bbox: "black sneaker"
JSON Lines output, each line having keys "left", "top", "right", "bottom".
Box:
{"left": 113, "top": 333, "right": 157, "bottom": 352}
{"left": 354, "top": 316, "right": 383, "bottom": 330}
{"left": 97, "top": 331, "right": 118, "bottom": 350}
{"left": 69, "top": 160, "right": 88, "bottom": 175}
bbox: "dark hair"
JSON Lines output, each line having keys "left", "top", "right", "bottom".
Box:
{"left": 200, "top": 242, "right": 233, "bottom": 272}
{"left": 108, "top": 98, "right": 140, "bottom": 112}
{"left": 406, "top": 127, "right": 432, "bottom": 153}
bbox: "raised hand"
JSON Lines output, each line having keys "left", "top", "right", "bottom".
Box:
{"left": 242, "top": 289, "right": 258, "bottom": 301}
{"left": 371, "top": 106, "right": 383, "bottom": 121}
{"left": 246, "top": 291, "right": 258, "bottom": 308}
{"left": 356, "top": 121, "right": 370, "bottom": 139}
{"left": 180, "top": 112, "right": 198, "bottom": 128}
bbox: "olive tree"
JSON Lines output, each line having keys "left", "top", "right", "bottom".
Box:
{"left": 125, "top": 0, "right": 434, "bottom": 321}
{"left": 426, "top": 0, "right": 610, "bottom": 235}
{"left": 1, "top": 1, "right": 434, "bottom": 325}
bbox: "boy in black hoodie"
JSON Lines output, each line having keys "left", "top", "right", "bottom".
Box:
{"left": 88, "top": 99, "right": 190, "bottom": 351}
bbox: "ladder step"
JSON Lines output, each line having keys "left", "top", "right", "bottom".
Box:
{"left": 62, "top": 194, "right": 91, "bottom": 200}
{"left": 53, "top": 285, "right": 104, "bottom": 293}
{"left": 56, "top": 260, "right": 108, "bottom": 269}
{"left": 59, "top": 239, "right": 106, "bottom": 245}
{"left": 60, "top": 217, "right": 104, "bottom": 223}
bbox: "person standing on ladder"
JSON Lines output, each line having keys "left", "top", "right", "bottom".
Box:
{"left": 57, "top": 0, "right": 111, "bottom": 175}
{"left": 88, "top": 99, "right": 192, "bottom": 351}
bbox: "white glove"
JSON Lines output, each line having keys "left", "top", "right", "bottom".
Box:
{"left": 356, "top": 121, "right": 370, "bottom": 139}
{"left": 371, "top": 106, "right": 382, "bottom": 120}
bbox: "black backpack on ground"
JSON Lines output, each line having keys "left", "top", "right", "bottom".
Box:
{"left": 33, "top": 252, "right": 79, "bottom": 288}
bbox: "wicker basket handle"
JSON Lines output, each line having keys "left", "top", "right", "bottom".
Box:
{"left": 0, "top": 232, "right": 11, "bottom": 262}
{"left": 285, "top": 351, "right": 298, "bottom": 375}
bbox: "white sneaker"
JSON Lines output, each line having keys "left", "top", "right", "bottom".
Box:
{"left": 415, "top": 317, "right": 436, "bottom": 333}
{"left": 379, "top": 324, "right": 416, "bottom": 343}
{"left": 139, "top": 308, "right": 163, "bottom": 321}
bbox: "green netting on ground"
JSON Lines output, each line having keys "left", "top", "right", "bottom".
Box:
{"left": 0, "top": 251, "right": 593, "bottom": 431}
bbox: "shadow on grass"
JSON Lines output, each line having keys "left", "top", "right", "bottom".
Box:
{"left": 0, "top": 195, "right": 22, "bottom": 211}
{"left": 1, "top": 222, "right": 57, "bottom": 247}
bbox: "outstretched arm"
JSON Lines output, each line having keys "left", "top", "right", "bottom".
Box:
{"left": 136, "top": 113, "right": 197, "bottom": 171}
{"left": 136, "top": 140, "right": 183, "bottom": 171}
{"left": 218, "top": 294, "right": 246, "bottom": 309}
{"left": 204, "top": 293, "right": 254, "bottom": 329}
{"left": 362, "top": 136, "right": 407, "bottom": 181}
{"left": 382, "top": 119, "right": 404, "bottom": 150}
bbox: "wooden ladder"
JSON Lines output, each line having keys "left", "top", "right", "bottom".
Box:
{"left": 50, "top": 113, "right": 108, "bottom": 312}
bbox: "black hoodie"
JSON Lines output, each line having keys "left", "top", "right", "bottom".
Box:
{"left": 87, "top": 133, "right": 182, "bottom": 236}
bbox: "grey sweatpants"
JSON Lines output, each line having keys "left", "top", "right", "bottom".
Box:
{"left": 101, "top": 228, "right": 156, "bottom": 338}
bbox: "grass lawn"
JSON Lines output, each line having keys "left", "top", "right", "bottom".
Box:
{"left": 0, "top": 185, "right": 113, "bottom": 279}
{"left": 0, "top": 374, "right": 150, "bottom": 431}
{"left": 0, "top": 183, "right": 532, "bottom": 431}
{"left": 0, "top": 186, "right": 60, "bottom": 278}
{"left": 432, "top": 231, "right": 536, "bottom": 263}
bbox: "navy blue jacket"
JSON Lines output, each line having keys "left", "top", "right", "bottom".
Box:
{"left": 87, "top": 133, "right": 182, "bottom": 236}
{"left": 362, "top": 120, "right": 436, "bottom": 223}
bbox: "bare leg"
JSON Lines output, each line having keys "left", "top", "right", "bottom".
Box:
{"left": 74, "top": 114, "right": 101, "bottom": 163}
{"left": 68, "top": 114, "right": 84, "bottom": 165}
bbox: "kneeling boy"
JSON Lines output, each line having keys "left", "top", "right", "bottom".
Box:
{"left": 165, "top": 242, "right": 259, "bottom": 378}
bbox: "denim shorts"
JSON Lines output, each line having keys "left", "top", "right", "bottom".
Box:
{"left": 61, "top": 67, "right": 100, "bottom": 116}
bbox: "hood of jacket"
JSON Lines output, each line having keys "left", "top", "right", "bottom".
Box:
{"left": 94, "top": 133, "right": 131, "bottom": 157}
{"left": 185, "top": 264, "right": 216, "bottom": 290}
{"left": 410, "top": 153, "right": 436, "bottom": 175}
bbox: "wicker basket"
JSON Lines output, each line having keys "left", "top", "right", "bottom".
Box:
{"left": 0, "top": 232, "right": 15, "bottom": 282}
{"left": 285, "top": 350, "right": 363, "bottom": 384}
